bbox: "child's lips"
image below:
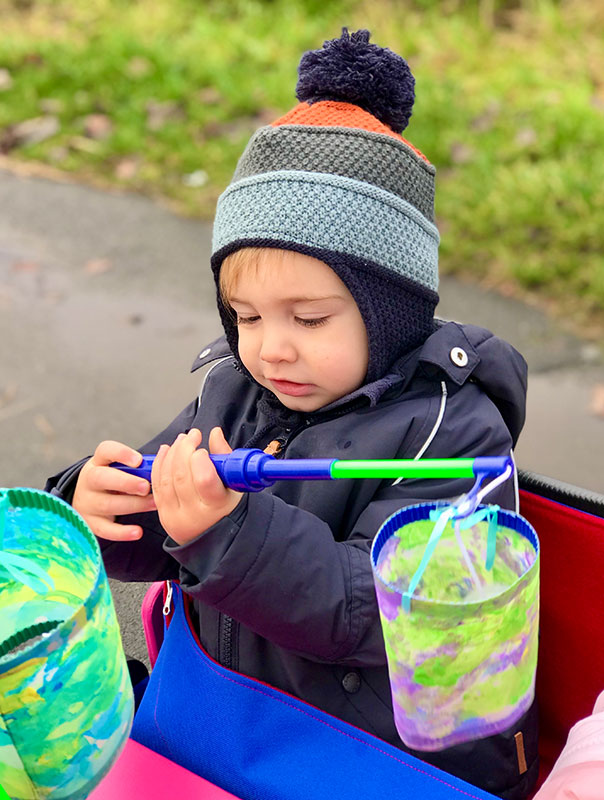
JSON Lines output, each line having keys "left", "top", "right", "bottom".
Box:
{"left": 269, "top": 379, "right": 314, "bottom": 397}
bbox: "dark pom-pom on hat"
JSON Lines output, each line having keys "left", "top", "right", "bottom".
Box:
{"left": 295, "top": 28, "right": 415, "bottom": 134}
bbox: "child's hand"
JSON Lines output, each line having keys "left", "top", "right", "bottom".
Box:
{"left": 73, "top": 441, "right": 156, "bottom": 541}
{"left": 151, "top": 427, "right": 242, "bottom": 546}
{"left": 151, "top": 428, "right": 242, "bottom": 544}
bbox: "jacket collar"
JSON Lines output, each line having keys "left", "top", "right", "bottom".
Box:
{"left": 396, "top": 319, "right": 480, "bottom": 389}
{"left": 191, "top": 335, "right": 234, "bottom": 372}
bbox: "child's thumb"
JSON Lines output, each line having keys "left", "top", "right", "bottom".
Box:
{"left": 208, "top": 426, "right": 232, "bottom": 455}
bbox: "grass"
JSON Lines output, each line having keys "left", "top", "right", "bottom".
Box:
{"left": 1, "top": 0, "right": 603, "bottom": 337}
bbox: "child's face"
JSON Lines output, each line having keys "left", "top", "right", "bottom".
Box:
{"left": 227, "top": 250, "right": 369, "bottom": 412}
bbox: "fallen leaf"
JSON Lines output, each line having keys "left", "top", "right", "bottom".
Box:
{"left": 48, "top": 145, "right": 69, "bottom": 162}
{"left": 12, "top": 260, "right": 40, "bottom": 273}
{"left": 23, "top": 52, "right": 44, "bottom": 66}
{"left": 69, "top": 135, "right": 101, "bottom": 153}
{"left": 115, "top": 157, "right": 140, "bottom": 180}
{"left": 470, "top": 101, "right": 501, "bottom": 133}
{"left": 182, "top": 169, "right": 208, "bottom": 188}
{"left": 0, "top": 399, "right": 36, "bottom": 423}
{"left": 73, "top": 90, "right": 90, "bottom": 108}
{"left": 515, "top": 128, "right": 538, "bottom": 148}
{"left": 84, "top": 258, "right": 112, "bottom": 275}
{"left": 39, "top": 98, "right": 65, "bottom": 114}
{"left": 126, "top": 56, "right": 152, "bottom": 78}
{"left": 12, "top": 115, "right": 60, "bottom": 147}
{"left": 590, "top": 385, "right": 604, "bottom": 419}
{"left": 580, "top": 344, "right": 602, "bottom": 364}
{"left": 0, "top": 68, "right": 13, "bottom": 91}
{"left": 0, "top": 383, "right": 18, "bottom": 408}
{"left": 251, "top": 107, "right": 281, "bottom": 126}
{"left": 34, "top": 413, "right": 55, "bottom": 438}
{"left": 450, "top": 141, "right": 475, "bottom": 165}
{"left": 83, "top": 113, "right": 113, "bottom": 140}
{"left": 544, "top": 90, "right": 562, "bottom": 106}
{"left": 592, "top": 94, "right": 604, "bottom": 113}
{"left": 146, "top": 100, "right": 183, "bottom": 131}
{"left": 202, "top": 119, "right": 226, "bottom": 138}
{"left": 198, "top": 87, "right": 222, "bottom": 105}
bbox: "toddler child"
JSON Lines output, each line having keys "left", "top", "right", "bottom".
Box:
{"left": 47, "top": 29, "right": 533, "bottom": 799}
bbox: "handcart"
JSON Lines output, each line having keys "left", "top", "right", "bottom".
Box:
{"left": 100, "top": 466, "right": 604, "bottom": 800}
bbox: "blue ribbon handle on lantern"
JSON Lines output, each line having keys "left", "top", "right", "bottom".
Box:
{"left": 400, "top": 459, "right": 513, "bottom": 612}
{"left": 458, "top": 506, "right": 500, "bottom": 570}
{"left": 402, "top": 504, "right": 500, "bottom": 613}
{"left": 402, "top": 505, "right": 456, "bottom": 613}
{"left": 429, "top": 505, "right": 500, "bottom": 570}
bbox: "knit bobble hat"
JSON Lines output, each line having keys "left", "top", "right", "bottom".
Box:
{"left": 211, "top": 29, "right": 439, "bottom": 384}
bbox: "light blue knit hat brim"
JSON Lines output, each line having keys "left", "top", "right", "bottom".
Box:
{"left": 213, "top": 170, "right": 440, "bottom": 294}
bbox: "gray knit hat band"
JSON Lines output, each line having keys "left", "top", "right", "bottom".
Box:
{"left": 233, "top": 125, "right": 436, "bottom": 221}
{"left": 213, "top": 170, "right": 440, "bottom": 294}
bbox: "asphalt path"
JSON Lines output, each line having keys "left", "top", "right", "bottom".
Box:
{"left": 2, "top": 167, "right": 603, "bottom": 663}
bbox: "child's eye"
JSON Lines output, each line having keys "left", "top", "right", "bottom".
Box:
{"left": 296, "top": 317, "right": 329, "bottom": 328}
{"left": 236, "top": 315, "right": 260, "bottom": 325}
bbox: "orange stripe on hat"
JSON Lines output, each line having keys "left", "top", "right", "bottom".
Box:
{"left": 272, "top": 101, "right": 430, "bottom": 163}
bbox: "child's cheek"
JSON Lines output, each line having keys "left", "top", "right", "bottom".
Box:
{"left": 236, "top": 333, "right": 256, "bottom": 372}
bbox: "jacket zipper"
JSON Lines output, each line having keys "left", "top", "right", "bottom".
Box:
{"left": 219, "top": 402, "right": 365, "bottom": 670}
{"left": 162, "top": 580, "right": 173, "bottom": 616}
{"left": 163, "top": 579, "right": 236, "bottom": 668}
{"left": 221, "top": 614, "right": 234, "bottom": 668}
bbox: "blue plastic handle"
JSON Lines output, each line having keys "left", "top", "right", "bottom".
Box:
{"left": 110, "top": 451, "right": 335, "bottom": 492}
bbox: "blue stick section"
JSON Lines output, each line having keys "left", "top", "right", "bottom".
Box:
{"left": 110, "top": 452, "right": 510, "bottom": 492}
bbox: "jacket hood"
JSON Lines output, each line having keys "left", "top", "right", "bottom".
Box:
{"left": 192, "top": 319, "right": 527, "bottom": 445}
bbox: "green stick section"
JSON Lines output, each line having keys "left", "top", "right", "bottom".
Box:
{"left": 330, "top": 459, "right": 476, "bottom": 480}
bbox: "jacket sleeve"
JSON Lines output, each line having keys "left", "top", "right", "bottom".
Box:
{"left": 164, "top": 385, "right": 517, "bottom": 667}
{"left": 44, "top": 399, "right": 199, "bottom": 583}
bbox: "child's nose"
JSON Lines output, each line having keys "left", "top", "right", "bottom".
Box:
{"left": 259, "top": 327, "right": 296, "bottom": 363}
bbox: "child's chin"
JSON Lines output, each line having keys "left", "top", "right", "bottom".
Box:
{"left": 275, "top": 392, "right": 323, "bottom": 413}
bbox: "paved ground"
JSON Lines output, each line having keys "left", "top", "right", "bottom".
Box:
{"left": 2, "top": 167, "right": 603, "bottom": 664}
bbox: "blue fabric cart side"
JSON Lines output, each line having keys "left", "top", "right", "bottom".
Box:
{"left": 131, "top": 583, "right": 498, "bottom": 800}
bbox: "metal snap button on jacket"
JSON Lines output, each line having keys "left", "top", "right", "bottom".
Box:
{"left": 342, "top": 671, "right": 361, "bottom": 693}
{"left": 450, "top": 346, "right": 469, "bottom": 367}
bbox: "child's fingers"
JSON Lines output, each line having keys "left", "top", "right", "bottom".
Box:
{"left": 191, "top": 448, "right": 230, "bottom": 505}
{"left": 93, "top": 440, "right": 142, "bottom": 469}
{"left": 187, "top": 428, "right": 203, "bottom": 449}
{"left": 88, "top": 464, "right": 151, "bottom": 496}
{"left": 208, "top": 426, "right": 232, "bottom": 455}
{"left": 91, "top": 516, "right": 144, "bottom": 542}
{"left": 151, "top": 443, "right": 174, "bottom": 505}
{"left": 152, "top": 437, "right": 195, "bottom": 509}
{"left": 91, "top": 492, "right": 157, "bottom": 518}
{"left": 168, "top": 431, "right": 203, "bottom": 506}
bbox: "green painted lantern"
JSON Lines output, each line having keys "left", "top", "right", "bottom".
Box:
{"left": 0, "top": 488, "right": 133, "bottom": 800}
{"left": 372, "top": 502, "right": 539, "bottom": 752}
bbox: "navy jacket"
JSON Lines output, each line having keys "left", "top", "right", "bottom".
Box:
{"left": 47, "top": 321, "right": 534, "bottom": 798}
